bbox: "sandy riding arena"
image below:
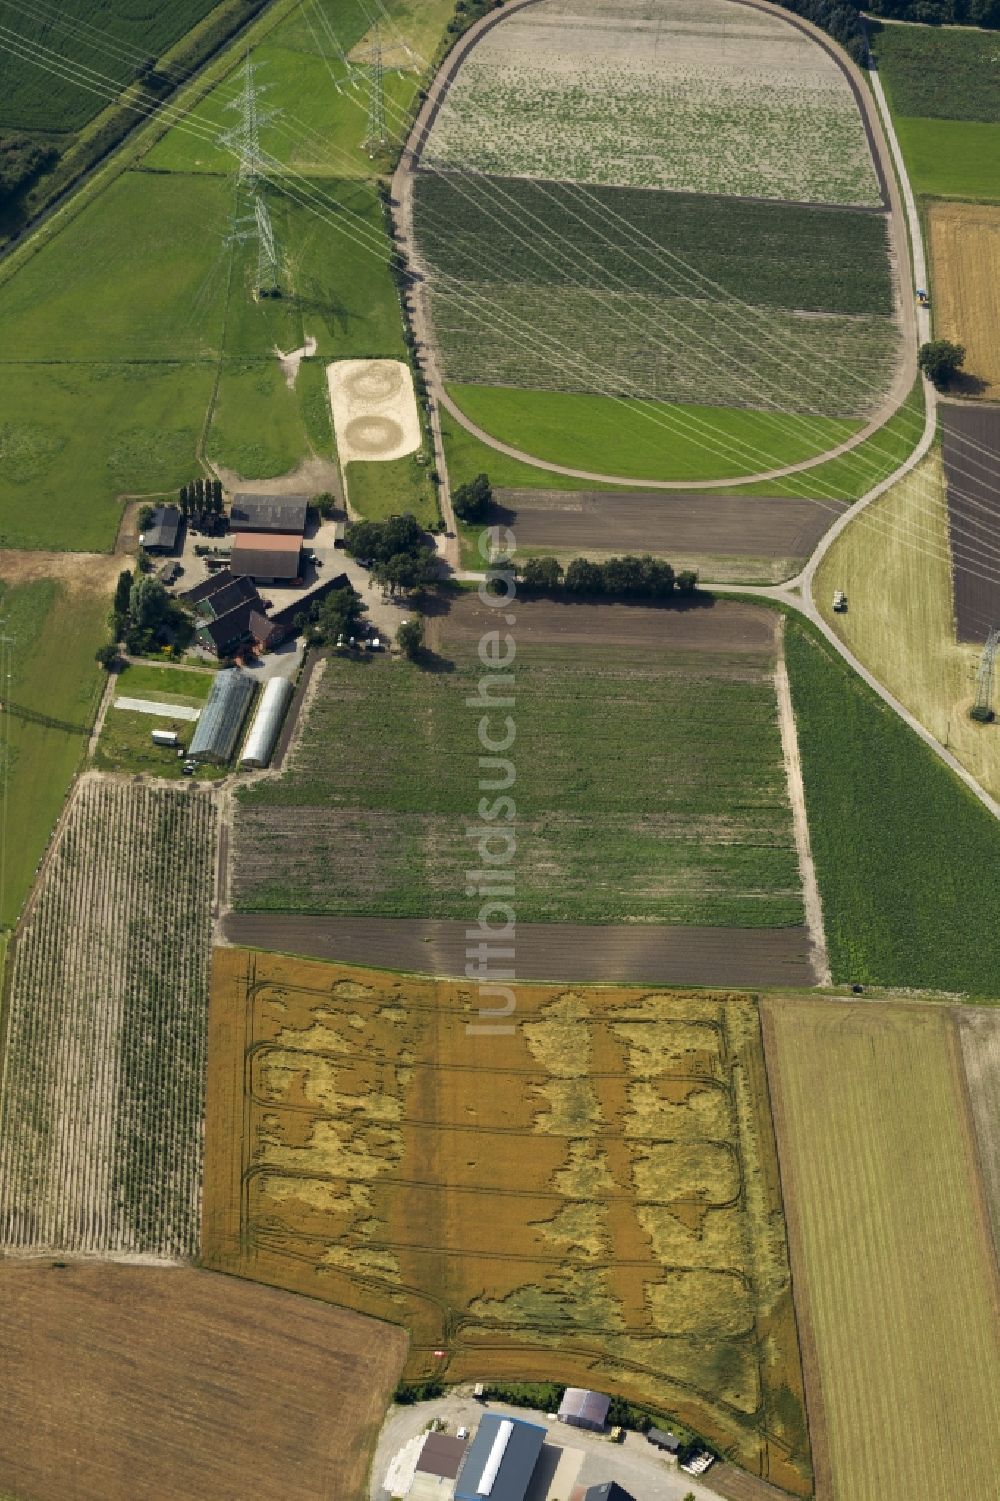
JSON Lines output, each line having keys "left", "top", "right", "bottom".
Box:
{"left": 327, "top": 358, "right": 421, "bottom": 463}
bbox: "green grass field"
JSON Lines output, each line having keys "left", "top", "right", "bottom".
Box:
{"left": 871, "top": 21, "right": 1000, "bottom": 123}
{"left": 346, "top": 456, "right": 437, "bottom": 526}
{"left": 447, "top": 384, "right": 860, "bottom": 484}
{"left": 785, "top": 621, "right": 1000, "bottom": 994}
{"left": 113, "top": 664, "right": 215, "bottom": 701}
{"left": 233, "top": 621, "right": 803, "bottom": 926}
{"left": 891, "top": 117, "right": 1000, "bottom": 201}
{"left": 0, "top": 576, "right": 109, "bottom": 927}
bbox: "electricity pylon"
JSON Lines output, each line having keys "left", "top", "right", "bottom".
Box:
{"left": 971, "top": 627, "right": 1000, "bottom": 721}
{"left": 219, "top": 55, "right": 282, "bottom": 295}
{"left": 359, "top": 24, "right": 387, "bottom": 156}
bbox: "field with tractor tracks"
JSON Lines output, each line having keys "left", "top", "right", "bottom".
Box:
{"left": 763, "top": 998, "right": 1000, "bottom": 1501}
{"left": 0, "top": 1260, "right": 406, "bottom": 1501}
{"left": 205, "top": 948, "right": 813, "bottom": 1494}
{"left": 0, "top": 778, "right": 217, "bottom": 1256}
{"left": 927, "top": 202, "right": 1000, "bottom": 399}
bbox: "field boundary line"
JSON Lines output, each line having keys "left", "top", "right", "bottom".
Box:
{"left": 946, "top": 1009, "right": 1000, "bottom": 1309}
{"left": 774, "top": 623, "right": 830, "bottom": 987}
{"left": 758, "top": 1000, "right": 834, "bottom": 1501}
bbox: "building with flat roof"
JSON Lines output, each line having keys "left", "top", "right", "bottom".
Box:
{"left": 453, "top": 1415, "right": 546, "bottom": 1501}
{"left": 557, "top": 1389, "right": 610, "bottom": 1432}
{"left": 230, "top": 531, "right": 302, "bottom": 583}
{"left": 140, "top": 505, "right": 182, "bottom": 553}
{"left": 229, "top": 494, "right": 308, "bottom": 533}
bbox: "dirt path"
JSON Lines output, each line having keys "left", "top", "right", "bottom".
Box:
{"left": 210, "top": 453, "right": 343, "bottom": 501}
{"left": 394, "top": 0, "right": 917, "bottom": 493}
{"left": 775, "top": 623, "right": 831, "bottom": 986}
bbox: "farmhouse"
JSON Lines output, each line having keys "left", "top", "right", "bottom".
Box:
{"left": 188, "top": 669, "right": 254, "bottom": 763}
{"left": 407, "top": 1432, "right": 468, "bottom": 1501}
{"left": 230, "top": 531, "right": 302, "bottom": 583}
{"left": 186, "top": 572, "right": 260, "bottom": 620}
{"left": 140, "top": 505, "right": 182, "bottom": 553}
{"left": 453, "top": 1415, "right": 546, "bottom": 1501}
{"left": 557, "top": 1388, "right": 610, "bottom": 1431}
{"left": 229, "top": 493, "right": 309, "bottom": 534}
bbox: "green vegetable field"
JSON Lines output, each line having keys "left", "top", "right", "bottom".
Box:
{"left": 785, "top": 622, "right": 1000, "bottom": 996}
{"left": 871, "top": 22, "right": 1000, "bottom": 123}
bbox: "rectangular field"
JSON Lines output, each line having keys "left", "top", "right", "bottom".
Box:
{"left": 493, "top": 487, "right": 845, "bottom": 583}
{"left": 0, "top": 1261, "right": 406, "bottom": 1501}
{"left": 763, "top": 998, "right": 1000, "bottom": 1501}
{"left": 891, "top": 116, "right": 1000, "bottom": 202}
{"left": 205, "top": 949, "right": 813, "bottom": 1494}
{"left": 927, "top": 202, "right": 1000, "bottom": 398}
{"left": 941, "top": 401, "right": 1000, "bottom": 641}
{"left": 955, "top": 1007, "right": 1000, "bottom": 1260}
{"left": 233, "top": 596, "right": 806, "bottom": 929}
{"left": 0, "top": 778, "right": 218, "bottom": 1256}
{"left": 871, "top": 20, "right": 1000, "bottom": 123}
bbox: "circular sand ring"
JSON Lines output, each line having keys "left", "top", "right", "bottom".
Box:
{"left": 345, "top": 363, "right": 404, "bottom": 403}
{"left": 344, "top": 414, "right": 405, "bottom": 457}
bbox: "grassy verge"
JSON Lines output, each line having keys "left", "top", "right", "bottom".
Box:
{"left": 785, "top": 618, "right": 1000, "bottom": 995}
{"left": 447, "top": 384, "right": 860, "bottom": 484}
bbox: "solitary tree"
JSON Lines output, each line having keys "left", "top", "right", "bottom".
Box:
{"left": 918, "top": 338, "right": 966, "bottom": 389}
{"left": 95, "top": 642, "right": 120, "bottom": 670}
{"left": 313, "top": 490, "right": 338, "bottom": 519}
{"left": 397, "top": 617, "right": 424, "bottom": 658}
{"left": 452, "top": 471, "right": 492, "bottom": 524}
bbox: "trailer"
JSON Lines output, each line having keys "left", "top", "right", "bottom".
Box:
{"left": 151, "top": 728, "right": 180, "bottom": 747}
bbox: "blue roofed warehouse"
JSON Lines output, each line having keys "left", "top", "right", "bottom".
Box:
{"left": 453, "top": 1415, "right": 546, "bottom": 1501}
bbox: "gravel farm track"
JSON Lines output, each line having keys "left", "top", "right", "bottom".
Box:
{"left": 393, "top": 0, "right": 918, "bottom": 493}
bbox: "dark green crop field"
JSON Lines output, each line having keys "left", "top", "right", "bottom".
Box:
{"left": 413, "top": 173, "right": 895, "bottom": 315}
{"left": 871, "top": 21, "right": 1000, "bottom": 124}
{"left": 0, "top": 0, "right": 228, "bottom": 132}
{"left": 233, "top": 616, "right": 804, "bottom": 927}
{"left": 786, "top": 621, "right": 1000, "bottom": 997}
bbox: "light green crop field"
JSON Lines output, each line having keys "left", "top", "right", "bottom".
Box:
{"left": 765, "top": 998, "right": 1000, "bottom": 1501}
{"left": 448, "top": 384, "right": 860, "bottom": 485}
{"left": 892, "top": 118, "right": 1000, "bottom": 202}
{"left": 0, "top": 576, "right": 110, "bottom": 928}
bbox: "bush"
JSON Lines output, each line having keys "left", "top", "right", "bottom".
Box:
{"left": 397, "top": 617, "right": 425, "bottom": 658}
{"left": 394, "top": 1379, "right": 444, "bottom": 1404}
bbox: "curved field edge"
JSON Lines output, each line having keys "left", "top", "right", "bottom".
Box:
{"left": 444, "top": 384, "right": 862, "bottom": 485}
{"left": 203, "top": 948, "right": 814, "bottom": 1493}
{"left": 784, "top": 619, "right": 1000, "bottom": 995}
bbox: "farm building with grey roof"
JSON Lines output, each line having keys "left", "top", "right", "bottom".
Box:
{"left": 229, "top": 494, "right": 309, "bottom": 533}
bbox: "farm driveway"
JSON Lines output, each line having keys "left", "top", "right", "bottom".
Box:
{"left": 222, "top": 913, "right": 817, "bottom": 987}
{"left": 395, "top": 0, "right": 916, "bottom": 492}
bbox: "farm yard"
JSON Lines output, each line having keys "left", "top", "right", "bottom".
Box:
{"left": 423, "top": 0, "right": 881, "bottom": 204}
{"left": 489, "top": 488, "right": 844, "bottom": 583}
{"left": 0, "top": 778, "right": 217, "bottom": 1257}
{"left": 0, "top": 1260, "right": 406, "bottom": 1501}
{"left": 927, "top": 203, "right": 1000, "bottom": 398}
{"left": 763, "top": 998, "right": 1000, "bottom": 1501}
{"left": 815, "top": 450, "right": 1000, "bottom": 797}
{"left": 205, "top": 948, "right": 813, "bottom": 1495}
{"left": 940, "top": 403, "right": 1000, "bottom": 642}
{"left": 233, "top": 595, "right": 808, "bottom": 934}
{"left": 784, "top": 622, "right": 1000, "bottom": 995}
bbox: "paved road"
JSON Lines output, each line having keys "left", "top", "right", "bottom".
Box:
{"left": 369, "top": 1392, "right": 722, "bottom": 1501}
{"left": 394, "top": 0, "right": 917, "bottom": 493}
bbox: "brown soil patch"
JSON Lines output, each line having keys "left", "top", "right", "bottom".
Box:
{"left": 940, "top": 401, "right": 1000, "bottom": 641}
{"left": 222, "top": 913, "right": 816, "bottom": 988}
{"left": 928, "top": 201, "right": 1000, "bottom": 398}
{"left": 495, "top": 488, "right": 843, "bottom": 574}
{"left": 0, "top": 1260, "right": 407, "bottom": 1501}
{"left": 436, "top": 592, "right": 780, "bottom": 656}
{"left": 0, "top": 548, "right": 120, "bottom": 596}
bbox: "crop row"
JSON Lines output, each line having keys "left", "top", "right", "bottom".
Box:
{"left": 0, "top": 777, "right": 218, "bottom": 1256}
{"left": 413, "top": 174, "right": 895, "bottom": 317}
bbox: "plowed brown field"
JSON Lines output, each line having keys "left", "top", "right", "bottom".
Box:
{"left": 205, "top": 948, "right": 813, "bottom": 1495}
{"left": 928, "top": 201, "right": 1000, "bottom": 396}
{"left": 0, "top": 1260, "right": 406, "bottom": 1501}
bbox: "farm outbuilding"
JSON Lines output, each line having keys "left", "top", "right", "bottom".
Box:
{"left": 584, "top": 1485, "right": 637, "bottom": 1501}
{"left": 557, "top": 1388, "right": 610, "bottom": 1431}
{"left": 453, "top": 1415, "right": 546, "bottom": 1501}
{"left": 230, "top": 531, "right": 302, "bottom": 583}
{"left": 229, "top": 494, "right": 309, "bottom": 534}
{"left": 188, "top": 669, "right": 255, "bottom": 763}
{"left": 239, "top": 676, "right": 293, "bottom": 769}
{"left": 140, "top": 505, "right": 182, "bottom": 553}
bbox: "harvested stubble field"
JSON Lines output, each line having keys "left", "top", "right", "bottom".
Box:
{"left": 941, "top": 402, "right": 1000, "bottom": 642}
{"left": 233, "top": 597, "right": 805, "bottom": 930}
{"left": 206, "top": 949, "right": 813, "bottom": 1494}
{"left": 414, "top": 174, "right": 898, "bottom": 420}
{"left": 424, "top": 0, "right": 880, "bottom": 205}
{"left": 494, "top": 487, "right": 844, "bottom": 583}
{"left": 0, "top": 1260, "right": 406, "bottom": 1501}
{"left": 954, "top": 1007, "right": 1000, "bottom": 1261}
{"left": 763, "top": 999, "right": 1000, "bottom": 1501}
{"left": 927, "top": 202, "right": 1000, "bottom": 399}
{"left": 0, "top": 777, "right": 217, "bottom": 1257}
